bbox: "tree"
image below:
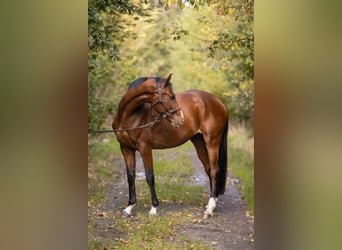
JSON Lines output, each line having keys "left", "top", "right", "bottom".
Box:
{"left": 162, "top": 0, "right": 254, "bottom": 122}
{"left": 88, "top": 0, "right": 254, "bottom": 129}
{"left": 88, "top": 0, "right": 151, "bottom": 130}
{"left": 208, "top": 0, "right": 254, "bottom": 122}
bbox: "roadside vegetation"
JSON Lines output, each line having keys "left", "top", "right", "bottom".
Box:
{"left": 88, "top": 0, "right": 254, "bottom": 131}
{"left": 228, "top": 123, "right": 254, "bottom": 214}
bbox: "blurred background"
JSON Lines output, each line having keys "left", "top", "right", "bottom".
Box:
{"left": 1, "top": 0, "right": 342, "bottom": 249}
{"left": 88, "top": 0, "right": 254, "bottom": 132}
{"left": 88, "top": 1, "right": 254, "bottom": 248}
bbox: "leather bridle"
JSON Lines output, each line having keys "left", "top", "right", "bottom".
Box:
{"left": 151, "top": 80, "right": 180, "bottom": 118}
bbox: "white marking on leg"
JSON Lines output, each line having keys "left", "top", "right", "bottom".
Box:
{"left": 123, "top": 204, "right": 135, "bottom": 215}
{"left": 204, "top": 197, "right": 216, "bottom": 217}
{"left": 149, "top": 206, "right": 157, "bottom": 215}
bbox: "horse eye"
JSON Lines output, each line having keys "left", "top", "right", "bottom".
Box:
{"left": 170, "top": 95, "right": 176, "bottom": 100}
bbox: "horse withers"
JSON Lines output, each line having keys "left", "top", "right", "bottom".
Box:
{"left": 112, "top": 73, "right": 228, "bottom": 218}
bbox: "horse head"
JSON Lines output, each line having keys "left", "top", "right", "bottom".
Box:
{"left": 151, "top": 73, "right": 184, "bottom": 128}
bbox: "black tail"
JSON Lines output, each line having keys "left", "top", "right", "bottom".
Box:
{"left": 216, "top": 120, "right": 229, "bottom": 195}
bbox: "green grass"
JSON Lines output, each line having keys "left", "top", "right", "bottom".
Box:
{"left": 88, "top": 136, "right": 211, "bottom": 250}
{"left": 114, "top": 213, "right": 211, "bottom": 250}
{"left": 140, "top": 153, "right": 207, "bottom": 205}
{"left": 111, "top": 150, "right": 209, "bottom": 249}
{"left": 228, "top": 125, "right": 254, "bottom": 214}
{"left": 88, "top": 135, "right": 122, "bottom": 206}
{"left": 229, "top": 147, "right": 254, "bottom": 213}
{"left": 88, "top": 239, "right": 110, "bottom": 250}
{"left": 89, "top": 128, "right": 255, "bottom": 248}
{"left": 88, "top": 135, "right": 121, "bottom": 159}
{"left": 153, "top": 154, "right": 193, "bottom": 176}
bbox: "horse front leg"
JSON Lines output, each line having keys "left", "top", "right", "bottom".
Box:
{"left": 120, "top": 145, "right": 136, "bottom": 217}
{"left": 139, "top": 144, "right": 159, "bottom": 215}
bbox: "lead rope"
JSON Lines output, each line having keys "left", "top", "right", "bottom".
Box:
{"left": 88, "top": 116, "right": 161, "bottom": 134}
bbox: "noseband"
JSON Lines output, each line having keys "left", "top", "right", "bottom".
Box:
{"left": 151, "top": 79, "right": 180, "bottom": 119}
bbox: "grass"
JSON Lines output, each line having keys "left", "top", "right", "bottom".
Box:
{"left": 88, "top": 124, "right": 254, "bottom": 249}
{"left": 88, "top": 134, "right": 121, "bottom": 206}
{"left": 228, "top": 124, "right": 254, "bottom": 214}
{"left": 109, "top": 149, "right": 209, "bottom": 249}
{"left": 88, "top": 135, "right": 211, "bottom": 250}
{"left": 114, "top": 213, "right": 211, "bottom": 250}
{"left": 147, "top": 152, "right": 207, "bottom": 205}
{"left": 88, "top": 239, "right": 110, "bottom": 250}
{"left": 88, "top": 134, "right": 121, "bottom": 158}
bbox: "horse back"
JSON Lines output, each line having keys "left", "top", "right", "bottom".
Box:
{"left": 176, "top": 90, "right": 228, "bottom": 125}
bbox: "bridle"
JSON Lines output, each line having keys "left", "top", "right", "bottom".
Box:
{"left": 151, "top": 79, "right": 180, "bottom": 119}
{"left": 88, "top": 79, "right": 181, "bottom": 134}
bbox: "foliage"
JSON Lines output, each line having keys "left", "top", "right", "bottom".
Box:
{"left": 209, "top": 0, "right": 254, "bottom": 122}
{"left": 88, "top": 0, "right": 151, "bottom": 130}
{"left": 88, "top": 0, "right": 254, "bottom": 130}
{"left": 88, "top": 0, "right": 149, "bottom": 62}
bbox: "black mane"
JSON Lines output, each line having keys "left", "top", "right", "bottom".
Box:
{"left": 128, "top": 76, "right": 165, "bottom": 89}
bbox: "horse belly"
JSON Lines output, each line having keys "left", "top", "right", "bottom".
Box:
{"left": 151, "top": 138, "right": 188, "bottom": 149}
{"left": 150, "top": 128, "right": 194, "bottom": 149}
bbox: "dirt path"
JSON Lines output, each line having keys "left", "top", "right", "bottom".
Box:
{"left": 89, "top": 148, "right": 254, "bottom": 249}
{"left": 179, "top": 151, "right": 255, "bottom": 249}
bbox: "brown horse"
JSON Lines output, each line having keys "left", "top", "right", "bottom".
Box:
{"left": 112, "top": 73, "right": 228, "bottom": 217}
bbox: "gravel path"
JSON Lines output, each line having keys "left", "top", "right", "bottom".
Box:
{"left": 89, "top": 148, "right": 254, "bottom": 249}
{"left": 178, "top": 151, "right": 254, "bottom": 249}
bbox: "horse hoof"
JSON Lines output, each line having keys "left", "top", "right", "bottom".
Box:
{"left": 122, "top": 211, "right": 132, "bottom": 218}
{"left": 122, "top": 208, "right": 133, "bottom": 218}
{"left": 203, "top": 213, "right": 210, "bottom": 219}
{"left": 149, "top": 206, "right": 157, "bottom": 216}
{"left": 122, "top": 204, "right": 135, "bottom": 218}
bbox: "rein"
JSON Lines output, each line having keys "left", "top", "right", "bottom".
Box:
{"left": 88, "top": 109, "right": 180, "bottom": 134}
{"left": 88, "top": 117, "right": 160, "bottom": 134}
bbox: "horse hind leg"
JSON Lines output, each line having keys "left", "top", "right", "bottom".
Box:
{"left": 203, "top": 146, "right": 219, "bottom": 218}
{"left": 203, "top": 137, "right": 223, "bottom": 218}
{"left": 191, "top": 134, "right": 217, "bottom": 218}
{"left": 191, "top": 134, "right": 210, "bottom": 176}
{"left": 205, "top": 121, "right": 229, "bottom": 218}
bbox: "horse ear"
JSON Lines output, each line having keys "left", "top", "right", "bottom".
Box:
{"left": 165, "top": 73, "right": 173, "bottom": 84}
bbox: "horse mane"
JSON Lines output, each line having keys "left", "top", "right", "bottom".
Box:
{"left": 128, "top": 77, "right": 149, "bottom": 89}
{"left": 128, "top": 76, "right": 172, "bottom": 90}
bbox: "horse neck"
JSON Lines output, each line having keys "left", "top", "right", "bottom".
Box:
{"left": 117, "top": 86, "right": 153, "bottom": 122}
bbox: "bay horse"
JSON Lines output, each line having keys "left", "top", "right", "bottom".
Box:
{"left": 112, "top": 73, "right": 228, "bottom": 217}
